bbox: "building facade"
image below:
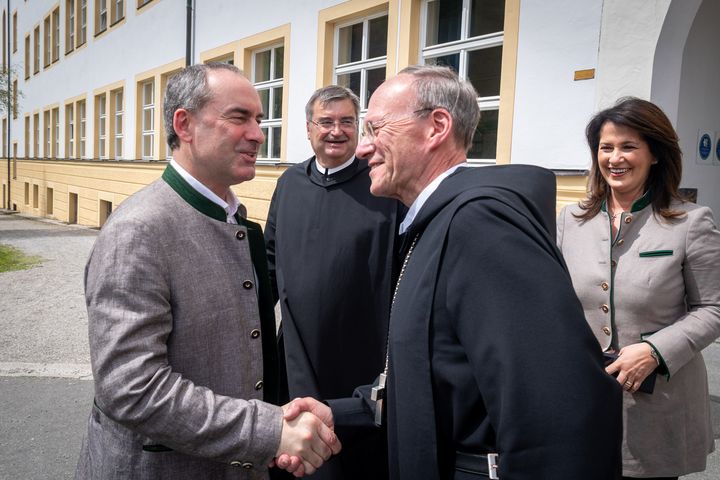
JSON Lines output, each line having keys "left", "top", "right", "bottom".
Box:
{"left": 1, "top": 0, "right": 719, "bottom": 227}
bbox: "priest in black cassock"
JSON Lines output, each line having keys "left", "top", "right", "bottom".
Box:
{"left": 264, "top": 85, "right": 402, "bottom": 480}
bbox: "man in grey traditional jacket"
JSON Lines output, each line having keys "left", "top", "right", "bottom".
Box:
{"left": 75, "top": 63, "right": 340, "bottom": 480}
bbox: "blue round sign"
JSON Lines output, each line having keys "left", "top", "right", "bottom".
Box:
{"left": 699, "top": 133, "right": 712, "bottom": 160}
{"left": 716, "top": 135, "right": 720, "bottom": 161}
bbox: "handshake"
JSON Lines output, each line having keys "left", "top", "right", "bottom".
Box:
{"left": 275, "top": 397, "right": 341, "bottom": 477}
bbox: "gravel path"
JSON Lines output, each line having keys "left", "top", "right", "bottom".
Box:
{"left": 0, "top": 212, "right": 97, "bottom": 377}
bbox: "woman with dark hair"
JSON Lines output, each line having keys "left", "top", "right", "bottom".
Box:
{"left": 557, "top": 97, "right": 720, "bottom": 479}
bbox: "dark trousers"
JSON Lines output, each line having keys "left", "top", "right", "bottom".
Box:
{"left": 622, "top": 477, "right": 678, "bottom": 480}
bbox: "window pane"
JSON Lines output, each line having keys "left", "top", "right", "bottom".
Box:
{"left": 255, "top": 50, "right": 271, "bottom": 83}
{"left": 272, "top": 127, "right": 281, "bottom": 159}
{"left": 337, "top": 71, "right": 361, "bottom": 99}
{"left": 467, "top": 46, "right": 502, "bottom": 97}
{"left": 367, "top": 15, "right": 388, "bottom": 58}
{"left": 271, "top": 86, "right": 283, "bottom": 120}
{"left": 143, "top": 135, "right": 153, "bottom": 157}
{"left": 259, "top": 127, "right": 269, "bottom": 158}
{"left": 258, "top": 89, "right": 269, "bottom": 117}
{"left": 366, "top": 67, "right": 386, "bottom": 108}
{"left": 115, "top": 138, "right": 122, "bottom": 157}
{"left": 273, "top": 46, "right": 284, "bottom": 79}
{"left": 337, "top": 22, "right": 363, "bottom": 64}
{"left": 143, "top": 82, "right": 153, "bottom": 104}
{"left": 470, "top": 0, "right": 505, "bottom": 37}
{"left": 468, "top": 109, "right": 498, "bottom": 159}
{"left": 425, "top": 53, "right": 460, "bottom": 73}
{"left": 425, "top": 0, "right": 462, "bottom": 47}
{"left": 116, "top": 115, "right": 122, "bottom": 134}
{"left": 143, "top": 109, "right": 153, "bottom": 130}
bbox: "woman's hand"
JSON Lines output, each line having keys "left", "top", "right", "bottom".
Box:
{"left": 605, "top": 342, "right": 658, "bottom": 393}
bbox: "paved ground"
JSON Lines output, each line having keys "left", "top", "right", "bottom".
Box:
{"left": 0, "top": 211, "right": 718, "bottom": 479}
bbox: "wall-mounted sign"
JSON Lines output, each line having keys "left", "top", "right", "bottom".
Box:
{"left": 696, "top": 131, "right": 713, "bottom": 165}
{"left": 715, "top": 132, "right": 720, "bottom": 166}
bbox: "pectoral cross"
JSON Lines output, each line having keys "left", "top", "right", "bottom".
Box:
{"left": 370, "top": 372, "right": 387, "bottom": 426}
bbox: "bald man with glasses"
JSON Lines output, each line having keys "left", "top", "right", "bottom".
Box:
{"left": 264, "top": 85, "right": 404, "bottom": 480}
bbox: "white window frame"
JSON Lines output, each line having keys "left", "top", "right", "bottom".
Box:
{"left": 52, "top": 8, "right": 60, "bottom": 61}
{"left": 113, "top": 89, "right": 123, "bottom": 159}
{"left": 97, "top": 94, "right": 107, "bottom": 159}
{"left": 79, "top": 0, "right": 87, "bottom": 45}
{"left": 99, "top": 0, "right": 108, "bottom": 32}
{"left": 333, "top": 11, "right": 388, "bottom": 113}
{"left": 44, "top": 110, "right": 51, "bottom": 158}
{"left": 252, "top": 44, "right": 283, "bottom": 163}
{"left": 112, "top": 0, "right": 124, "bottom": 24}
{"left": 67, "top": 104, "right": 75, "bottom": 158}
{"left": 67, "top": 0, "right": 75, "bottom": 51}
{"left": 141, "top": 80, "right": 155, "bottom": 160}
{"left": 420, "top": 0, "right": 503, "bottom": 164}
{"left": 53, "top": 107, "right": 60, "bottom": 157}
{"left": 79, "top": 100, "right": 86, "bottom": 158}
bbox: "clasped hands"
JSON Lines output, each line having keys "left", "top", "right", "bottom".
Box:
{"left": 605, "top": 342, "right": 658, "bottom": 393}
{"left": 274, "top": 397, "right": 340, "bottom": 477}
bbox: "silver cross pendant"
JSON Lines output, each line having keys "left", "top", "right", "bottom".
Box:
{"left": 370, "top": 373, "right": 387, "bottom": 426}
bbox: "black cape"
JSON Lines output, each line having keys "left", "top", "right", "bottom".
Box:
{"left": 265, "top": 156, "right": 403, "bottom": 480}
{"left": 330, "top": 165, "right": 622, "bottom": 480}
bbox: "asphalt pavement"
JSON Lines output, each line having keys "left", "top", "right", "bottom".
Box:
{"left": 0, "top": 211, "right": 718, "bottom": 479}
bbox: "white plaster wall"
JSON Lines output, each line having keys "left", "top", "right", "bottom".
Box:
{"left": 510, "top": 0, "right": 603, "bottom": 170}
{"left": 11, "top": 0, "right": 346, "bottom": 161}
{"left": 595, "top": 0, "right": 671, "bottom": 109}
{"left": 675, "top": 0, "right": 720, "bottom": 214}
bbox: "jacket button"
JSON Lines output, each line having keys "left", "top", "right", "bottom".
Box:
{"left": 600, "top": 304, "right": 609, "bottom": 313}
{"left": 601, "top": 282, "right": 609, "bottom": 291}
{"left": 250, "top": 329, "right": 260, "bottom": 339}
{"left": 602, "top": 326, "right": 611, "bottom": 335}
{"left": 617, "top": 238, "right": 625, "bottom": 246}
{"left": 235, "top": 230, "right": 246, "bottom": 240}
{"left": 611, "top": 259, "right": 617, "bottom": 268}
{"left": 243, "top": 280, "right": 253, "bottom": 289}
{"left": 242, "top": 463, "right": 253, "bottom": 469}
{"left": 624, "top": 216, "right": 632, "bottom": 224}
{"left": 255, "top": 380, "right": 263, "bottom": 390}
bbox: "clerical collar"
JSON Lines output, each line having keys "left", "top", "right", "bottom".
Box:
{"left": 399, "top": 162, "right": 468, "bottom": 234}
{"left": 169, "top": 159, "right": 240, "bottom": 223}
{"left": 314, "top": 155, "right": 356, "bottom": 176}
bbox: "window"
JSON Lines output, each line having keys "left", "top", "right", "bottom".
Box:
{"left": 24, "top": 115, "right": 30, "bottom": 157}
{"left": 2, "top": 12, "right": 6, "bottom": 71}
{"left": 253, "top": 44, "right": 284, "bottom": 161}
{"left": 111, "top": 0, "right": 124, "bottom": 25}
{"left": 140, "top": 79, "right": 154, "bottom": 160}
{"left": 33, "top": 113, "right": 39, "bottom": 157}
{"left": 96, "top": 93, "right": 107, "bottom": 159}
{"left": 43, "top": 16, "right": 51, "bottom": 67}
{"left": 111, "top": 88, "right": 123, "bottom": 159}
{"left": 96, "top": 0, "right": 108, "bottom": 34}
{"left": 138, "top": 0, "right": 154, "bottom": 8}
{"left": 24, "top": 34, "right": 30, "bottom": 79}
{"left": 2, "top": 118, "right": 6, "bottom": 157}
{"left": 66, "top": 104, "right": 75, "bottom": 158}
{"left": 421, "top": 0, "right": 504, "bottom": 162}
{"left": 53, "top": 107, "right": 60, "bottom": 157}
{"left": 33, "top": 26, "right": 40, "bottom": 74}
{"left": 44, "top": 110, "right": 51, "bottom": 157}
{"left": 66, "top": 0, "right": 75, "bottom": 53}
{"left": 78, "top": 0, "right": 87, "bottom": 46}
{"left": 334, "top": 12, "right": 388, "bottom": 111}
{"left": 12, "top": 12, "right": 16, "bottom": 53}
{"left": 78, "top": 100, "right": 86, "bottom": 158}
{"left": 12, "top": 79, "right": 17, "bottom": 119}
{"left": 52, "top": 7, "right": 60, "bottom": 62}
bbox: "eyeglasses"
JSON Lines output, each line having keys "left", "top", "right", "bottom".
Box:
{"left": 361, "top": 108, "right": 435, "bottom": 141}
{"left": 308, "top": 118, "right": 358, "bottom": 132}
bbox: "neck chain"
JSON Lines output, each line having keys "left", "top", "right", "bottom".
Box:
{"left": 370, "top": 232, "right": 420, "bottom": 426}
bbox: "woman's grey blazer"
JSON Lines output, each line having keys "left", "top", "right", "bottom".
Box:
{"left": 557, "top": 199, "right": 720, "bottom": 477}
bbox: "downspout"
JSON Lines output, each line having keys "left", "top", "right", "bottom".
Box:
{"left": 6, "top": 0, "right": 10, "bottom": 210}
{"left": 185, "top": 0, "right": 193, "bottom": 66}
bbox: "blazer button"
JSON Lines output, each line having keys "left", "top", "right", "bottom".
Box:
{"left": 600, "top": 304, "right": 609, "bottom": 313}
{"left": 602, "top": 326, "right": 611, "bottom": 335}
{"left": 243, "top": 280, "right": 253, "bottom": 289}
{"left": 242, "top": 463, "right": 253, "bottom": 469}
{"left": 235, "top": 230, "right": 246, "bottom": 240}
{"left": 624, "top": 216, "right": 632, "bottom": 224}
{"left": 255, "top": 380, "right": 263, "bottom": 390}
{"left": 601, "top": 282, "right": 609, "bottom": 291}
{"left": 611, "top": 259, "right": 617, "bottom": 268}
{"left": 617, "top": 238, "right": 625, "bottom": 246}
{"left": 250, "top": 329, "right": 260, "bottom": 339}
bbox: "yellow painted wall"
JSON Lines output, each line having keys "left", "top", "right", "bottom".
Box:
{"left": 1, "top": 159, "right": 284, "bottom": 228}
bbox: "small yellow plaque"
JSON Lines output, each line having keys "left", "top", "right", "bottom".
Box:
{"left": 574, "top": 69, "right": 595, "bottom": 81}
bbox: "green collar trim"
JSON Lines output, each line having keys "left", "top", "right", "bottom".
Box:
{"left": 601, "top": 191, "right": 652, "bottom": 214}
{"left": 161, "top": 164, "right": 227, "bottom": 222}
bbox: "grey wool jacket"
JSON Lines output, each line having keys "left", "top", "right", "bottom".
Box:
{"left": 75, "top": 165, "right": 283, "bottom": 480}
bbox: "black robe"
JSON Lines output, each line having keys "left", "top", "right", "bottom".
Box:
{"left": 330, "top": 165, "right": 623, "bottom": 480}
{"left": 265, "top": 156, "right": 402, "bottom": 480}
